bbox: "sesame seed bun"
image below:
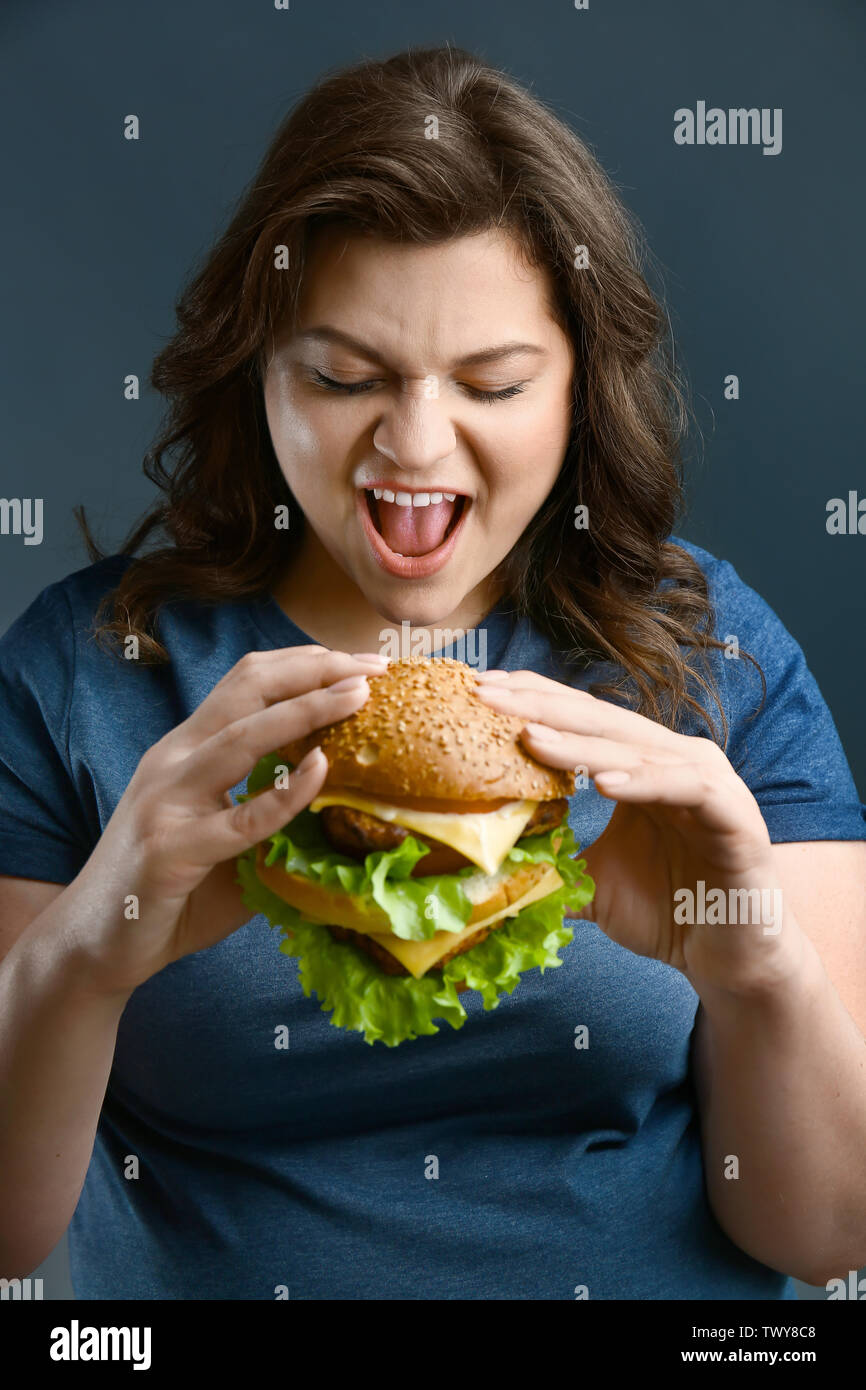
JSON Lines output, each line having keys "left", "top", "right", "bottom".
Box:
{"left": 278, "top": 656, "right": 575, "bottom": 803}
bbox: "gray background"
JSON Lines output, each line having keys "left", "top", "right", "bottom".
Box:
{"left": 1, "top": 0, "right": 862, "bottom": 1300}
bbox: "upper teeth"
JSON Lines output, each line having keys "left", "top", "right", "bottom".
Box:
{"left": 372, "top": 488, "right": 458, "bottom": 506}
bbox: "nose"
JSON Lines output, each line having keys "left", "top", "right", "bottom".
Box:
{"left": 372, "top": 386, "right": 457, "bottom": 472}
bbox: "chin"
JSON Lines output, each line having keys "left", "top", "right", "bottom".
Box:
{"left": 367, "top": 582, "right": 468, "bottom": 631}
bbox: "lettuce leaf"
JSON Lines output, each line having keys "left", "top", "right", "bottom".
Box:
{"left": 245, "top": 750, "right": 296, "bottom": 796}
{"left": 260, "top": 811, "right": 473, "bottom": 941}
{"left": 255, "top": 800, "right": 582, "bottom": 945}
{"left": 235, "top": 830, "right": 595, "bottom": 1047}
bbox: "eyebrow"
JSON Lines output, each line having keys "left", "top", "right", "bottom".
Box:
{"left": 296, "top": 325, "right": 548, "bottom": 369}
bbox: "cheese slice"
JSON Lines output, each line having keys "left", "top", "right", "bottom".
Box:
{"left": 310, "top": 790, "right": 537, "bottom": 875}
{"left": 367, "top": 865, "right": 564, "bottom": 979}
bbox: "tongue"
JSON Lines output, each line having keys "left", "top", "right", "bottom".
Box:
{"left": 374, "top": 497, "right": 457, "bottom": 556}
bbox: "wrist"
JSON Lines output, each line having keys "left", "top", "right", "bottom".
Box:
{"left": 6, "top": 909, "right": 136, "bottom": 1019}
{"left": 680, "top": 860, "right": 810, "bottom": 997}
{"left": 685, "top": 908, "right": 821, "bottom": 1011}
{"left": 55, "top": 936, "right": 139, "bottom": 1007}
{"left": 32, "top": 875, "right": 143, "bottom": 1004}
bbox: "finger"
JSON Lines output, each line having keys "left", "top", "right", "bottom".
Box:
{"left": 521, "top": 724, "right": 681, "bottom": 778}
{"left": 475, "top": 669, "right": 602, "bottom": 702}
{"left": 171, "top": 747, "right": 330, "bottom": 869}
{"left": 174, "top": 676, "right": 372, "bottom": 799}
{"left": 592, "top": 761, "right": 744, "bottom": 836}
{"left": 478, "top": 681, "right": 681, "bottom": 752}
{"left": 176, "top": 647, "right": 389, "bottom": 748}
{"left": 475, "top": 668, "right": 557, "bottom": 689}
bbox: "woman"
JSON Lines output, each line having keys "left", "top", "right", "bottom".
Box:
{"left": 1, "top": 46, "right": 864, "bottom": 1302}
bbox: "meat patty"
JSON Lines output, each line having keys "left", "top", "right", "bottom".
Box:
{"left": 522, "top": 798, "right": 569, "bottom": 836}
{"left": 319, "top": 798, "right": 568, "bottom": 873}
{"left": 325, "top": 922, "right": 413, "bottom": 975}
{"left": 320, "top": 804, "right": 410, "bottom": 857}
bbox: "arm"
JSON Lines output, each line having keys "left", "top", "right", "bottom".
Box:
{"left": 0, "top": 879, "right": 133, "bottom": 1275}
{"left": 0, "top": 647, "right": 383, "bottom": 1276}
{"left": 691, "top": 839, "right": 866, "bottom": 1286}
{"left": 474, "top": 670, "right": 866, "bottom": 1286}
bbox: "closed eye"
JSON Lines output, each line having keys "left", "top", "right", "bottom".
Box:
{"left": 467, "top": 383, "right": 527, "bottom": 403}
{"left": 309, "top": 369, "right": 527, "bottom": 403}
{"left": 310, "top": 370, "right": 379, "bottom": 396}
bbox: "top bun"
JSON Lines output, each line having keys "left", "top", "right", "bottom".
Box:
{"left": 278, "top": 657, "right": 575, "bottom": 803}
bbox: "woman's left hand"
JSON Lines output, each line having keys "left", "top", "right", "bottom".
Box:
{"left": 475, "top": 670, "right": 802, "bottom": 995}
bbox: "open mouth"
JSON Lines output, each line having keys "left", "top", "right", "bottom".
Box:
{"left": 364, "top": 488, "right": 466, "bottom": 557}
{"left": 357, "top": 486, "right": 470, "bottom": 578}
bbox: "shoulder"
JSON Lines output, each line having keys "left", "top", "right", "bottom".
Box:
{"left": 669, "top": 537, "right": 864, "bottom": 836}
{"left": 667, "top": 530, "right": 800, "bottom": 683}
{"left": 1, "top": 554, "right": 139, "bottom": 695}
{"left": 2, "top": 554, "right": 133, "bottom": 641}
{"left": 1, "top": 554, "right": 131, "bottom": 670}
{"left": 0, "top": 557, "right": 140, "bottom": 877}
{"left": 53, "top": 552, "right": 134, "bottom": 620}
{"left": 668, "top": 530, "right": 797, "bottom": 694}
{"left": 668, "top": 535, "right": 777, "bottom": 633}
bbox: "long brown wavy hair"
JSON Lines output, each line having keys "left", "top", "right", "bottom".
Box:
{"left": 78, "top": 43, "right": 763, "bottom": 744}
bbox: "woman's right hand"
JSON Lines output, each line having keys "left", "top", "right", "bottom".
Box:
{"left": 64, "top": 646, "right": 387, "bottom": 996}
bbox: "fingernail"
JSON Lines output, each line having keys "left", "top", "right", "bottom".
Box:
{"left": 295, "top": 746, "right": 324, "bottom": 774}
{"left": 595, "top": 770, "right": 630, "bottom": 786}
{"left": 350, "top": 652, "right": 390, "bottom": 664}
{"left": 328, "top": 674, "right": 369, "bottom": 694}
{"left": 524, "top": 722, "right": 561, "bottom": 741}
{"left": 474, "top": 669, "right": 509, "bottom": 682}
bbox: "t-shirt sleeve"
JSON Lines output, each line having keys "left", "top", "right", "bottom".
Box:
{"left": 0, "top": 581, "right": 93, "bottom": 882}
{"left": 702, "top": 551, "right": 866, "bottom": 844}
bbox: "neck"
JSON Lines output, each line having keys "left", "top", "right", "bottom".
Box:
{"left": 271, "top": 525, "right": 501, "bottom": 654}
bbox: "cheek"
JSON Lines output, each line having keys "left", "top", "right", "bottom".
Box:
{"left": 485, "top": 399, "right": 570, "bottom": 508}
{"left": 264, "top": 384, "right": 344, "bottom": 492}
{"left": 525, "top": 379, "right": 574, "bottom": 456}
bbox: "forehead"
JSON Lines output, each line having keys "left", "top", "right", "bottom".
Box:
{"left": 291, "top": 226, "right": 566, "bottom": 361}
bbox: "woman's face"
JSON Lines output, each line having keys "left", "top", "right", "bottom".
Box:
{"left": 263, "top": 226, "right": 575, "bottom": 628}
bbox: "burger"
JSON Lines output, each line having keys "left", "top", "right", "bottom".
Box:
{"left": 236, "top": 657, "right": 595, "bottom": 1046}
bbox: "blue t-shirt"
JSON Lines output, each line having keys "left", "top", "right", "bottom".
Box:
{"left": 1, "top": 538, "right": 863, "bottom": 1301}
